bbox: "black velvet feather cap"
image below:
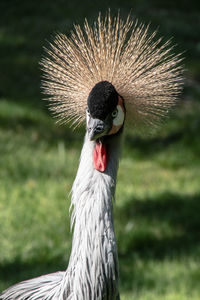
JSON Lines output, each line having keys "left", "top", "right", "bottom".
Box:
{"left": 87, "top": 81, "right": 119, "bottom": 120}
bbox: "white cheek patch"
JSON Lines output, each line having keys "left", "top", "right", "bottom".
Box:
{"left": 113, "top": 105, "right": 124, "bottom": 126}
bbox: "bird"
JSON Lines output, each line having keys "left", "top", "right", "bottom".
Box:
{"left": 0, "top": 12, "right": 183, "bottom": 300}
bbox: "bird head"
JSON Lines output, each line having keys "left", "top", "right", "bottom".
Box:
{"left": 41, "top": 12, "right": 183, "bottom": 172}
{"left": 86, "top": 81, "right": 125, "bottom": 141}
{"left": 85, "top": 81, "right": 126, "bottom": 172}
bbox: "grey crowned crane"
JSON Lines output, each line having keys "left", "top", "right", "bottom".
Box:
{"left": 0, "top": 12, "right": 183, "bottom": 300}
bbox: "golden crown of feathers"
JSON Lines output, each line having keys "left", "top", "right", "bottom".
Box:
{"left": 41, "top": 12, "right": 183, "bottom": 129}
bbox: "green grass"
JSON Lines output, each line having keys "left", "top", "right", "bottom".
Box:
{"left": 0, "top": 1, "right": 200, "bottom": 299}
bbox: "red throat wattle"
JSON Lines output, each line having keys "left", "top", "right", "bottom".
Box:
{"left": 93, "top": 142, "right": 108, "bottom": 172}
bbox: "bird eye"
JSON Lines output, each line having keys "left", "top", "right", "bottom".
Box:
{"left": 112, "top": 109, "right": 118, "bottom": 118}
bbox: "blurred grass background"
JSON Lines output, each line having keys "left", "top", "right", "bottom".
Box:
{"left": 0, "top": 0, "right": 200, "bottom": 299}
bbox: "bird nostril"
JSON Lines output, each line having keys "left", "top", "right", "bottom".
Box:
{"left": 96, "top": 125, "right": 103, "bottom": 132}
{"left": 88, "top": 126, "right": 94, "bottom": 132}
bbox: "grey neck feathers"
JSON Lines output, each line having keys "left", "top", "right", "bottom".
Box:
{"left": 61, "top": 132, "right": 122, "bottom": 300}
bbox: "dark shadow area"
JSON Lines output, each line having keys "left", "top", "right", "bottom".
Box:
{"left": 116, "top": 192, "right": 200, "bottom": 259}
{"left": 124, "top": 100, "right": 200, "bottom": 158}
{"left": 125, "top": 127, "right": 200, "bottom": 160}
{"left": 0, "top": 109, "right": 84, "bottom": 149}
{"left": 116, "top": 192, "right": 200, "bottom": 293}
{"left": 0, "top": 0, "right": 200, "bottom": 105}
{"left": 0, "top": 255, "right": 68, "bottom": 289}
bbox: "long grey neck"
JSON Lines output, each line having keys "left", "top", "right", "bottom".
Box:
{"left": 61, "top": 132, "right": 122, "bottom": 300}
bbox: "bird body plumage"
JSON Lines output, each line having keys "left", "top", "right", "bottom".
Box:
{"left": 0, "top": 272, "right": 64, "bottom": 299}
{"left": 60, "top": 132, "right": 122, "bottom": 299}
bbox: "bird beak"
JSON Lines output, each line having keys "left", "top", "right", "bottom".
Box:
{"left": 87, "top": 117, "right": 111, "bottom": 141}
